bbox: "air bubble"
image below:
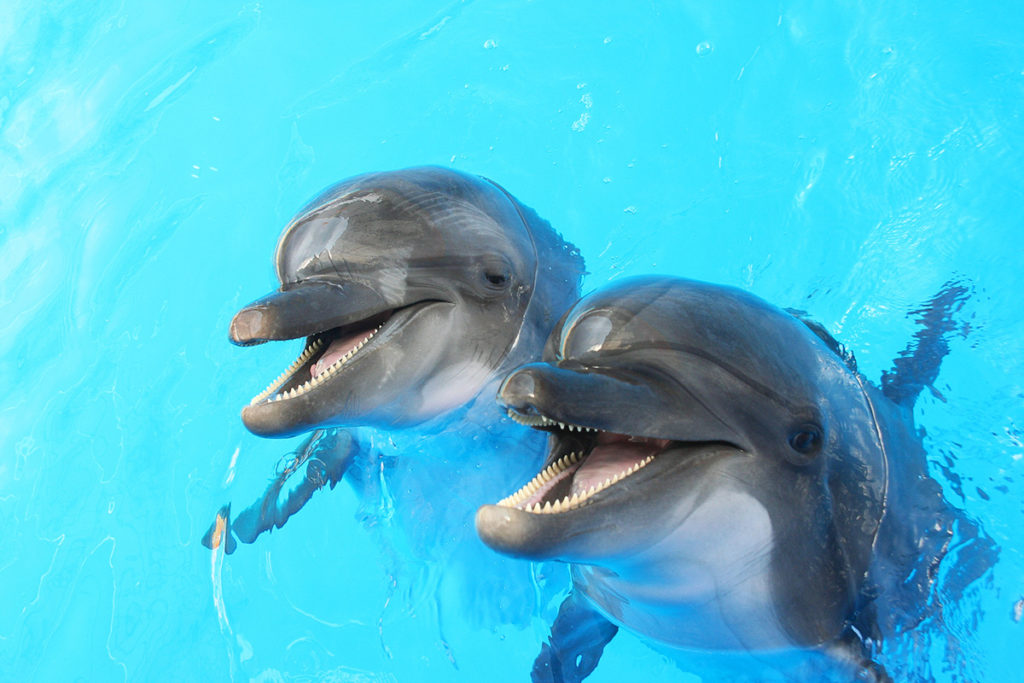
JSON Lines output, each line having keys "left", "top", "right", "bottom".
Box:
{"left": 696, "top": 41, "right": 713, "bottom": 57}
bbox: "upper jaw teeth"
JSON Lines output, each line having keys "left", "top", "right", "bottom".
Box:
{"left": 506, "top": 409, "right": 599, "bottom": 433}
{"left": 248, "top": 325, "right": 382, "bottom": 405}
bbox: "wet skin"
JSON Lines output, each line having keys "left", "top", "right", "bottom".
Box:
{"left": 206, "top": 166, "right": 584, "bottom": 551}
{"left": 476, "top": 276, "right": 969, "bottom": 681}
{"left": 232, "top": 166, "right": 581, "bottom": 436}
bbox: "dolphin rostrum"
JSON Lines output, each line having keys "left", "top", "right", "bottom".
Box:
{"left": 476, "top": 275, "right": 992, "bottom": 681}
{"left": 205, "top": 166, "right": 584, "bottom": 553}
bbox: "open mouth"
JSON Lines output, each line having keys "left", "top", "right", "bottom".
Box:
{"left": 494, "top": 408, "right": 673, "bottom": 514}
{"left": 247, "top": 308, "right": 395, "bottom": 406}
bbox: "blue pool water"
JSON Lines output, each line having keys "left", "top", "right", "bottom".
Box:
{"left": 2, "top": 1, "right": 1023, "bottom": 680}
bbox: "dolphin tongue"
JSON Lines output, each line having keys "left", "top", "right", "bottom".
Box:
{"left": 310, "top": 326, "right": 377, "bottom": 378}
{"left": 571, "top": 433, "right": 669, "bottom": 497}
{"left": 308, "top": 308, "right": 395, "bottom": 379}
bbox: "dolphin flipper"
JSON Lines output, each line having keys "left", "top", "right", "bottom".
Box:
{"left": 532, "top": 591, "right": 618, "bottom": 683}
{"left": 880, "top": 278, "right": 971, "bottom": 408}
{"left": 202, "top": 429, "right": 358, "bottom": 552}
{"left": 201, "top": 504, "right": 237, "bottom": 554}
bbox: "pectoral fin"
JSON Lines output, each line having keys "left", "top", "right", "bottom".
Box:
{"left": 201, "top": 504, "right": 237, "bottom": 554}
{"left": 532, "top": 591, "right": 618, "bottom": 683}
{"left": 201, "top": 429, "right": 357, "bottom": 552}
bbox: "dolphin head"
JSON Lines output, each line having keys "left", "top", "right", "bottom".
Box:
{"left": 233, "top": 167, "right": 582, "bottom": 437}
{"left": 476, "top": 276, "right": 887, "bottom": 645}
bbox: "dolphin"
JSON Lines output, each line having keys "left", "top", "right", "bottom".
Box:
{"left": 207, "top": 166, "right": 584, "bottom": 550}
{"left": 476, "top": 276, "right": 991, "bottom": 681}
{"left": 231, "top": 165, "right": 582, "bottom": 436}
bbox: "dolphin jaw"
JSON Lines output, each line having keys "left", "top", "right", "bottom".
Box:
{"left": 240, "top": 297, "right": 455, "bottom": 415}
{"left": 246, "top": 323, "right": 384, "bottom": 407}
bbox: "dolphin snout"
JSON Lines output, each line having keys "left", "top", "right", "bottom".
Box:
{"left": 498, "top": 362, "right": 657, "bottom": 435}
{"left": 229, "top": 280, "right": 389, "bottom": 346}
{"left": 498, "top": 363, "right": 553, "bottom": 414}
{"left": 230, "top": 306, "right": 269, "bottom": 345}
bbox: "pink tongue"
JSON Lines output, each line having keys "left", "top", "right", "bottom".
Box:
{"left": 570, "top": 436, "right": 667, "bottom": 497}
{"left": 310, "top": 327, "right": 376, "bottom": 378}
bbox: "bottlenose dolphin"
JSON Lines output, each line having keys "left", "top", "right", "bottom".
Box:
{"left": 205, "top": 166, "right": 584, "bottom": 551}
{"left": 232, "top": 166, "right": 581, "bottom": 436}
{"left": 476, "top": 276, "right": 990, "bottom": 681}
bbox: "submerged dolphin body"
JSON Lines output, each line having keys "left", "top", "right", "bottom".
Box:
{"left": 476, "top": 276, "right": 990, "bottom": 681}
{"left": 206, "top": 167, "right": 584, "bottom": 553}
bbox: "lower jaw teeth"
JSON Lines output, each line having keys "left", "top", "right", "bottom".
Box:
{"left": 249, "top": 338, "right": 324, "bottom": 405}
{"left": 498, "top": 454, "right": 655, "bottom": 514}
{"left": 247, "top": 325, "right": 382, "bottom": 406}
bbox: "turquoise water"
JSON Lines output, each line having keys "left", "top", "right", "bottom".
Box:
{"left": 2, "top": 1, "right": 1023, "bottom": 680}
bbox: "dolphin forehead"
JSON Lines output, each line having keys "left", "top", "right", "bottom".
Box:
{"left": 550, "top": 276, "right": 841, "bottom": 400}
{"left": 274, "top": 167, "right": 537, "bottom": 287}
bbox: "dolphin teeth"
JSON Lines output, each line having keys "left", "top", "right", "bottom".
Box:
{"left": 496, "top": 443, "right": 663, "bottom": 513}
{"left": 506, "top": 410, "right": 556, "bottom": 428}
{"left": 504, "top": 409, "right": 603, "bottom": 436}
{"left": 249, "top": 324, "right": 385, "bottom": 405}
{"left": 248, "top": 337, "right": 326, "bottom": 404}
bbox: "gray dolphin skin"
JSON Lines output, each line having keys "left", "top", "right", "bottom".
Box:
{"left": 231, "top": 165, "right": 581, "bottom": 437}
{"left": 476, "top": 276, "right": 985, "bottom": 681}
{"left": 206, "top": 166, "right": 583, "bottom": 550}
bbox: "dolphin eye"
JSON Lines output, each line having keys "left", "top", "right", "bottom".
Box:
{"left": 788, "top": 425, "right": 823, "bottom": 456}
{"left": 484, "top": 271, "right": 508, "bottom": 287}
{"left": 479, "top": 256, "right": 513, "bottom": 293}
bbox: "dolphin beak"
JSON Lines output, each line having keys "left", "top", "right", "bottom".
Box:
{"left": 230, "top": 280, "right": 390, "bottom": 345}
{"left": 498, "top": 362, "right": 657, "bottom": 431}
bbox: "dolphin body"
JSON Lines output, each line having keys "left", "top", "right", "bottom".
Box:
{"left": 206, "top": 167, "right": 584, "bottom": 568}
{"left": 476, "top": 276, "right": 990, "bottom": 681}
